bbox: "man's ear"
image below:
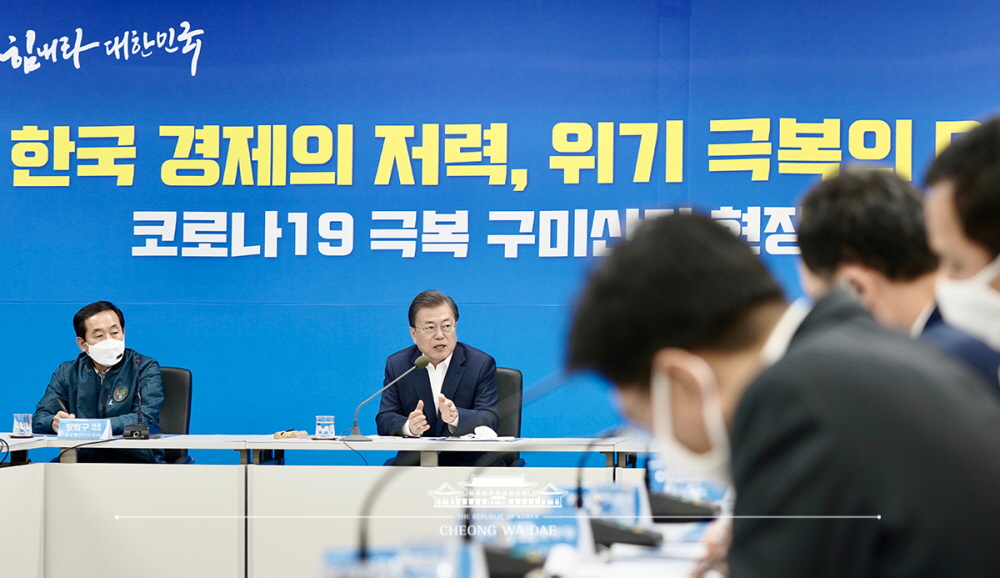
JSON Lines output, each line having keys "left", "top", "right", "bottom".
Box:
{"left": 650, "top": 348, "right": 703, "bottom": 397}
{"left": 76, "top": 336, "right": 88, "bottom": 353}
{"left": 835, "top": 264, "right": 882, "bottom": 308}
{"left": 409, "top": 326, "right": 417, "bottom": 344}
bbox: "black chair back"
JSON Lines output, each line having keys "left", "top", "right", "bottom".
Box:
{"left": 496, "top": 367, "right": 523, "bottom": 466}
{"left": 159, "top": 366, "right": 192, "bottom": 464}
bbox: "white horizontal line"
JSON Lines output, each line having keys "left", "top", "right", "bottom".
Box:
{"left": 115, "top": 514, "right": 881, "bottom": 520}
{"left": 542, "top": 515, "right": 882, "bottom": 520}
{"left": 115, "top": 515, "right": 456, "bottom": 520}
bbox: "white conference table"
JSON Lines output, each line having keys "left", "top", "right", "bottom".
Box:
{"left": 613, "top": 437, "right": 655, "bottom": 467}
{"left": 2, "top": 433, "right": 49, "bottom": 464}
{"left": 8, "top": 434, "right": 630, "bottom": 467}
{"left": 0, "top": 433, "right": 672, "bottom": 578}
{"left": 243, "top": 434, "right": 628, "bottom": 466}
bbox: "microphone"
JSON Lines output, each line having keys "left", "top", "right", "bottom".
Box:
{"left": 123, "top": 382, "right": 160, "bottom": 440}
{"left": 356, "top": 449, "right": 502, "bottom": 565}
{"left": 575, "top": 428, "right": 663, "bottom": 548}
{"left": 343, "top": 355, "right": 431, "bottom": 442}
{"left": 643, "top": 451, "right": 720, "bottom": 523}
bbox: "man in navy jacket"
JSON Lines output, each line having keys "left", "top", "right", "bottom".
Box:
{"left": 33, "top": 301, "right": 165, "bottom": 463}
{"left": 376, "top": 290, "right": 499, "bottom": 466}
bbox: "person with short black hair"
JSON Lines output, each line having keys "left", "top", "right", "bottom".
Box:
{"left": 33, "top": 301, "right": 165, "bottom": 463}
{"left": 377, "top": 290, "right": 500, "bottom": 466}
{"left": 925, "top": 116, "right": 1000, "bottom": 352}
{"left": 568, "top": 213, "right": 1000, "bottom": 577}
{"left": 797, "top": 168, "right": 1000, "bottom": 392}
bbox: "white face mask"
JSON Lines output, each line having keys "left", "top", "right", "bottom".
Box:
{"left": 86, "top": 338, "right": 125, "bottom": 367}
{"left": 936, "top": 254, "right": 1000, "bottom": 351}
{"left": 650, "top": 356, "right": 732, "bottom": 486}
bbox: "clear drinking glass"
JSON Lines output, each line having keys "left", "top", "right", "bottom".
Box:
{"left": 12, "top": 413, "right": 32, "bottom": 437}
{"left": 315, "top": 415, "right": 336, "bottom": 439}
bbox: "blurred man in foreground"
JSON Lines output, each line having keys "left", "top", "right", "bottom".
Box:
{"left": 568, "top": 213, "right": 1000, "bottom": 577}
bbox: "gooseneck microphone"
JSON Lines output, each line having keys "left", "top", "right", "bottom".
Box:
{"left": 357, "top": 444, "right": 503, "bottom": 563}
{"left": 575, "top": 428, "right": 665, "bottom": 548}
{"left": 124, "top": 382, "right": 160, "bottom": 440}
{"left": 643, "top": 451, "right": 720, "bottom": 523}
{"left": 343, "top": 355, "right": 431, "bottom": 442}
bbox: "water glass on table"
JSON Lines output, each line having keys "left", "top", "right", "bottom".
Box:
{"left": 315, "top": 415, "right": 336, "bottom": 439}
{"left": 12, "top": 413, "right": 33, "bottom": 438}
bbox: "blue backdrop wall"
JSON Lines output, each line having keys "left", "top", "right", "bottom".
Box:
{"left": 3, "top": 1, "right": 999, "bottom": 464}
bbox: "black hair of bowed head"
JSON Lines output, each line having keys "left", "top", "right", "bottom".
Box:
{"left": 798, "top": 168, "right": 939, "bottom": 281}
{"left": 567, "top": 212, "right": 785, "bottom": 389}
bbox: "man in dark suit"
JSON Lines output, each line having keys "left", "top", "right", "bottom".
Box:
{"left": 568, "top": 213, "right": 1000, "bottom": 576}
{"left": 797, "top": 168, "right": 1000, "bottom": 394}
{"left": 377, "top": 290, "right": 499, "bottom": 466}
{"left": 925, "top": 116, "right": 1000, "bottom": 353}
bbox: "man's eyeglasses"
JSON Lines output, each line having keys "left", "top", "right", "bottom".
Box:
{"left": 419, "top": 323, "right": 455, "bottom": 335}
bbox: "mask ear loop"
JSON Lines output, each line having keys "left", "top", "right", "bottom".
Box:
{"left": 649, "top": 355, "right": 733, "bottom": 487}
{"left": 650, "top": 367, "right": 674, "bottom": 450}
{"left": 685, "top": 355, "right": 732, "bottom": 463}
{"left": 651, "top": 355, "right": 731, "bottom": 458}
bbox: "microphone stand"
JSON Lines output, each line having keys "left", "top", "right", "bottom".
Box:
{"left": 343, "top": 355, "right": 430, "bottom": 442}
{"left": 357, "top": 448, "right": 502, "bottom": 564}
{"left": 123, "top": 382, "right": 159, "bottom": 439}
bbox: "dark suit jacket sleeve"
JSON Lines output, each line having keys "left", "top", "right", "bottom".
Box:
{"left": 729, "top": 372, "right": 880, "bottom": 578}
{"left": 376, "top": 358, "right": 408, "bottom": 436}
{"left": 453, "top": 352, "right": 499, "bottom": 435}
